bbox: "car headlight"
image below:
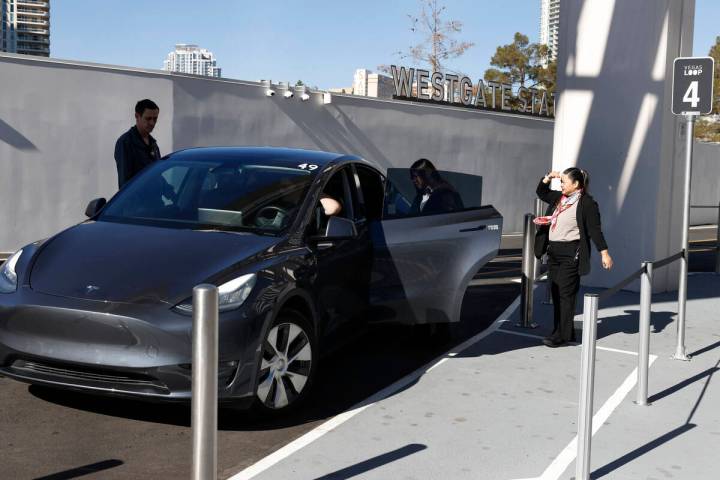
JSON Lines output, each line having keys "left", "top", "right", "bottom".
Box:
{"left": 173, "top": 273, "right": 257, "bottom": 314}
{"left": 0, "top": 249, "right": 23, "bottom": 294}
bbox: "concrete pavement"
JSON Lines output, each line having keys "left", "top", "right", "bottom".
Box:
{"left": 238, "top": 274, "right": 720, "bottom": 480}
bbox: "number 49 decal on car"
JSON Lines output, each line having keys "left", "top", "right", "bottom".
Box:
{"left": 298, "top": 163, "right": 318, "bottom": 171}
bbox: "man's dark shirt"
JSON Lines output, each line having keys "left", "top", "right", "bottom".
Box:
{"left": 114, "top": 126, "right": 161, "bottom": 188}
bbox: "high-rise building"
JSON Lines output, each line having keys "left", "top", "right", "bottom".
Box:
{"left": 352, "top": 69, "right": 371, "bottom": 96}
{"left": 352, "top": 68, "right": 393, "bottom": 98}
{"left": 540, "top": 0, "right": 560, "bottom": 65}
{"left": 1, "top": 0, "right": 50, "bottom": 57}
{"left": 163, "top": 44, "right": 221, "bottom": 78}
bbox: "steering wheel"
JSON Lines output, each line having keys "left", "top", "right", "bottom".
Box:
{"left": 255, "top": 206, "right": 289, "bottom": 228}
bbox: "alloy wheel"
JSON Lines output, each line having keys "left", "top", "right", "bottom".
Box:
{"left": 256, "top": 322, "right": 313, "bottom": 409}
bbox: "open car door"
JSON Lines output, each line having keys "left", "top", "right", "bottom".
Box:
{"left": 369, "top": 168, "right": 502, "bottom": 325}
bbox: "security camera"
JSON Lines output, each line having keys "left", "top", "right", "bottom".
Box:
{"left": 283, "top": 90, "right": 294, "bottom": 98}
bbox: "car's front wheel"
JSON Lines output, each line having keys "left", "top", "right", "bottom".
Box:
{"left": 254, "top": 309, "right": 316, "bottom": 413}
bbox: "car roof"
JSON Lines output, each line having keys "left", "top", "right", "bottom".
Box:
{"left": 166, "top": 146, "right": 363, "bottom": 169}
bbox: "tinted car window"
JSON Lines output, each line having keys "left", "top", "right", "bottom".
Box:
{"left": 355, "top": 166, "right": 384, "bottom": 221}
{"left": 100, "top": 159, "right": 314, "bottom": 234}
{"left": 383, "top": 168, "right": 483, "bottom": 219}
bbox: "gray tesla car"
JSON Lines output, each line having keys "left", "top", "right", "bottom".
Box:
{"left": 0, "top": 147, "right": 502, "bottom": 412}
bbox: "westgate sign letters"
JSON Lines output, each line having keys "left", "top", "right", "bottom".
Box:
{"left": 391, "top": 65, "right": 554, "bottom": 117}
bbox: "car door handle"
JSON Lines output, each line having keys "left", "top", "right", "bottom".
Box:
{"left": 459, "top": 225, "right": 487, "bottom": 233}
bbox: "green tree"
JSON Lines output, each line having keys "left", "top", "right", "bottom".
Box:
{"left": 709, "top": 35, "right": 720, "bottom": 115}
{"left": 380, "top": 0, "right": 473, "bottom": 76}
{"left": 694, "top": 36, "right": 720, "bottom": 142}
{"left": 695, "top": 119, "right": 720, "bottom": 142}
{"left": 534, "top": 59, "right": 557, "bottom": 94}
{"left": 484, "top": 32, "right": 554, "bottom": 91}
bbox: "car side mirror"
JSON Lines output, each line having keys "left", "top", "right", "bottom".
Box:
{"left": 85, "top": 198, "right": 107, "bottom": 218}
{"left": 323, "top": 216, "right": 357, "bottom": 240}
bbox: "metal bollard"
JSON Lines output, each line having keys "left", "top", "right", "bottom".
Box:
{"left": 576, "top": 294, "right": 599, "bottom": 480}
{"left": 518, "top": 213, "right": 538, "bottom": 328}
{"left": 716, "top": 201, "right": 720, "bottom": 274}
{"left": 636, "top": 262, "right": 653, "bottom": 406}
{"left": 533, "top": 199, "right": 544, "bottom": 281}
{"left": 192, "top": 285, "right": 219, "bottom": 480}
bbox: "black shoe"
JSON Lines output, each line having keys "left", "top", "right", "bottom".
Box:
{"left": 543, "top": 337, "right": 566, "bottom": 348}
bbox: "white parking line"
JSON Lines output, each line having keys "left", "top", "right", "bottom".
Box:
{"left": 497, "top": 330, "right": 642, "bottom": 357}
{"left": 230, "top": 289, "right": 650, "bottom": 480}
{"left": 509, "top": 356, "right": 658, "bottom": 480}
{"left": 524, "top": 359, "right": 657, "bottom": 480}
{"left": 228, "top": 295, "right": 522, "bottom": 480}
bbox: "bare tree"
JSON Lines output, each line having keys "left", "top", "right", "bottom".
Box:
{"left": 380, "top": 0, "right": 473, "bottom": 75}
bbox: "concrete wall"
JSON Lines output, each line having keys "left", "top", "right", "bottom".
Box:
{"left": 0, "top": 53, "right": 554, "bottom": 252}
{"left": 691, "top": 142, "right": 720, "bottom": 225}
{"left": 552, "top": 0, "right": 696, "bottom": 291}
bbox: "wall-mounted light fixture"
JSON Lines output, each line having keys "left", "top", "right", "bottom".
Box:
{"left": 279, "top": 81, "right": 294, "bottom": 98}
{"left": 261, "top": 79, "right": 275, "bottom": 97}
{"left": 295, "top": 84, "right": 311, "bottom": 102}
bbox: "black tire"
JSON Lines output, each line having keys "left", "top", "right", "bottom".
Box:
{"left": 252, "top": 308, "right": 317, "bottom": 415}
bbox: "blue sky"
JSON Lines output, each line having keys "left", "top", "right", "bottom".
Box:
{"left": 51, "top": 0, "right": 720, "bottom": 90}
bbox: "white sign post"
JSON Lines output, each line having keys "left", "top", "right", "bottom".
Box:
{"left": 671, "top": 56, "right": 715, "bottom": 361}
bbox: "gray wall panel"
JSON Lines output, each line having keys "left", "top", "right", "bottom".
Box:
{"left": 0, "top": 56, "right": 173, "bottom": 252}
{"left": 0, "top": 54, "right": 555, "bottom": 252}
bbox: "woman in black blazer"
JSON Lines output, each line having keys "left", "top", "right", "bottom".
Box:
{"left": 534, "top": 168, "right": 613, "bottom": 347}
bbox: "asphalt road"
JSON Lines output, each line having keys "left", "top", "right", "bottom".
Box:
{"left": 0, "top": 256, "right": 520, "bottom": 480}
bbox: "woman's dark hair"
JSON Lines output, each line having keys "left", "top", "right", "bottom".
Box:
{"left": 410, "top": 158, "right": 442, "bottom": 184}
{"left": 563, "top": 167, "right": 590, "bottom": 193}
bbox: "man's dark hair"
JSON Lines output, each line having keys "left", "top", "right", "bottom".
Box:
{"left": 135, "top": 99, "right": 159, "bottom": 115}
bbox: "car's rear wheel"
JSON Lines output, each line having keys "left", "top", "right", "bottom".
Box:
{"left": 254, "top": 309, "right": 316, "bottom": 413}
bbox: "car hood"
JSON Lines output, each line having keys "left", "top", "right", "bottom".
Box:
{"left": 29, "top": 221, "right": 279, "bottom": 304}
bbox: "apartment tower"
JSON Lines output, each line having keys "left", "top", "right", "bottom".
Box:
{"left": 163, "top": 44, "right": 221, "bottom": 78}
{"left": 1, "top": 0, "right": 50, "bottom": 57}
{"left": 540, "top": 0, "right": 560, "bottom": 65}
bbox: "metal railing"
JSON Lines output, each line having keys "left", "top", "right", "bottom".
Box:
{"left": 519, "top": 200, "right": 552, "bottom": 327}
{"left": 519, "top": 212, "right": 538, "bottom": 328}
{"left": 690, "top": 202, "right": 720, "bottom": 274}
{"left": 575, "top": 250, "right": 684, "bottom": 480}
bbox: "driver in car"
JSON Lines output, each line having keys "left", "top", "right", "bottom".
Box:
{"left": 310, "top": 193, "right": 342, "bottom": 236}
{"left": 320, "top": 194, "right": 342, "bottom": 216}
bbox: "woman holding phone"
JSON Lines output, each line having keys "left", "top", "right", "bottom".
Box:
{"left": 534, "top": 168, "right": 614, "bottom": 347}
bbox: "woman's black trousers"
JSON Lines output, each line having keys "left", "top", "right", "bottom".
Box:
{"left": 547, "top": 240, "right": 581, "bottom": 342}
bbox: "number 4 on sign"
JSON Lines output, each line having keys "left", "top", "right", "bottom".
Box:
{"left": 683, "top": 81, "right": 699, "bottom": 108}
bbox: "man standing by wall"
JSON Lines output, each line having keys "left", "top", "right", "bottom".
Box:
{"left": 114, "top": 99, "right": 161, "bottom": 188}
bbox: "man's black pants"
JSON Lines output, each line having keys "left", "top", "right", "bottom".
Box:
{"left": 548, "top": 240, "right": 581, "bottom": 342}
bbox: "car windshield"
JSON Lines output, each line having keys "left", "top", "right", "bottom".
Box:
{"left": 98, "top": 158, "right": 316, "bottom": 234}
